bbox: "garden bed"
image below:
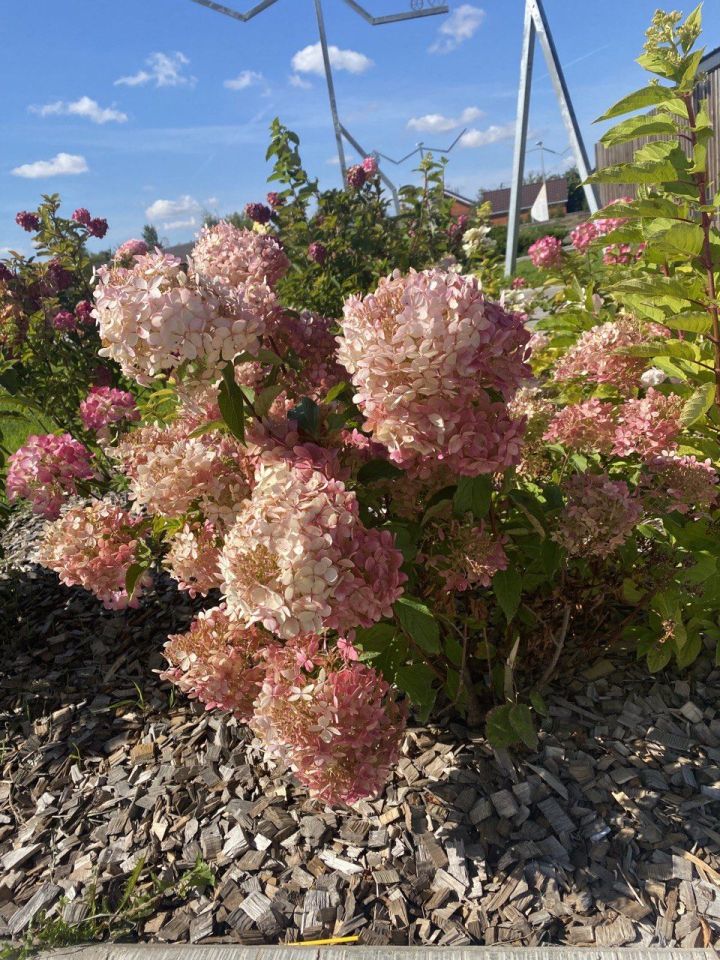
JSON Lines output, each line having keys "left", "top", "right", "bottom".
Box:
{"left": 2, "top": 512, "right": 720, "bottom": 952}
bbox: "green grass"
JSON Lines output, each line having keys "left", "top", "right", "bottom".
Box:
{"left": 1, "top": 393, "right": 55, "bottom": 454}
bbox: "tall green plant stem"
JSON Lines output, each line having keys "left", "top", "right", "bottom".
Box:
{"left": 683, "top": 93, "right": 720, "bottom": 409}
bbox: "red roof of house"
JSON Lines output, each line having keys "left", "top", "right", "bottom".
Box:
{"left": 481, "top": 177, "right": 568, "bottom": 216}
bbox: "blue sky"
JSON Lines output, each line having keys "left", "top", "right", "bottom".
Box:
{"left": 2, "top": 0, "right": 719, "bottom": 254}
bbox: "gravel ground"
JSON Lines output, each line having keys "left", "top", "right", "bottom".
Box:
{"left": 1, "top": 508, "right": 720, "bottom": 950}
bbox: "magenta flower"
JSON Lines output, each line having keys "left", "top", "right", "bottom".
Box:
{"left": 307, "top": 241, "right": 328, "bottom": 265}
{"left": 72, "top": 208, "right": 92, "bottom": 226}
{"left": 74, "top": 300, "right": 94, "bottom": 324}
{"left": 88, "top": 217, "right": 108, "bottom": 239}
{"left": 362, "top": 156, "right": 378, "bottom": 176}
{"left": 544, "top": 398, "right": 618, "bottom": 453}
{"left": 612, "top": 388, "right": 684, "bottom": 458}
{"left": 52, "top": 310, "right": 77, "bottom": 332}
{"left": 266, "top": 191, "right": 284, "bottom": 208}
{"left": 16, "top": 211, "right": 40, "bottom": 232}
{"left": 570, "top": 221, "right": 597, "bottom": 252}
{"left": 79, "top": 385, "right": 139, "bottom": 440}
{"left": 245, "top": 202, "right": 272, "bottom": 224}
{"left": 114, "top": 238, "right": 148, "bottom": 264}
{"left": 528, "top": 235, "right": 563, "bottom": 268}
{"left": 346, "top": 164, "right": 367, "bottom": 189}
{"left": 7, "top": 433, "right": 95, "bottom": 519}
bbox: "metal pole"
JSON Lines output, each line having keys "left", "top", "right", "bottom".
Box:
{"left": 314, "top": 0, "right": 348, "bottom": 184}
{"left": 505, "top": 0, "right": 536, "bottom": 276}
{"left": 530, "top": 0, "right": 598, "bottom": 214}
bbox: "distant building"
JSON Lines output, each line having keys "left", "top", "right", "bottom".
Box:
{"left": 447, "top": 178, "right": 569, "bottom": 225}
{"left": 595, "top": 45, "right": 720, "bottom": 206}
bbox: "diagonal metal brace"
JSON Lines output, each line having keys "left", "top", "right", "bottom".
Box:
{"left": 188, "top": 0, "right": 281, "bottom": 21}
{"left": 342, "top": 0, "right": 448, "bottom": 25}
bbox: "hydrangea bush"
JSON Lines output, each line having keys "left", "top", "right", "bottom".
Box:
{"left": 5, "top": 5, "right": 720, "bottom": 805}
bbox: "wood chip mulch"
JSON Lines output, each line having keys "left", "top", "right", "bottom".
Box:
{"left": 1, "top": 508, "right": 720, "bottom": 950}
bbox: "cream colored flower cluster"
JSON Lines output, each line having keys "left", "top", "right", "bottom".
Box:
{"left": 338, "top": 269, "right": 530, "bottom": 477}
{"left": 111, "top": 416, "right": 255, "bottom": 529}
{"left": 93, "top": 251, "right": 271, "bottom": 386}
{"left": 220, "top": 459, "right": 406, "bottom": 639}
{"left": 38, "top": 501, "right": 152, "bottom": 610}
{"left": 190, "top": 221, "right": 289, "bottom": 290}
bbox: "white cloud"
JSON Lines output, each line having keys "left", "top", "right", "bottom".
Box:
{"left": 145, "top": 195, "right": 201, "bottom": 222}
{"left": 289, "top": 73, "right": 312, "bottom": 90}
{"left": 163, "top": 217, "right": 198, "bottom": 231}
{"left": 115, "top": 52, "right": 196, "bottom": 89}
{"left": 430, "top": 4, "right": 485, "bottom": 54}
{"left": 291, "top": 43, "right": 373, "bottom": 77}
{"left": 224, "top": 70, "right": 264, "bottom": 91}
{"left": 407, "top": 106, "right": 483, "bottom": 134}
{"left": 459, "top": 122, "right": 515, "bottom": 148}
{"left": 11, "top": 152, "right": 89, "bottom": 178}
{"left": 30, "top": 96, "right": 128, "bottom": 124}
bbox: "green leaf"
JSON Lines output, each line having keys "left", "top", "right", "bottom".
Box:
{"left": 254, "top": 384, "right": 284, "bottom": 417}
{"left": 357, "top": 459, "right": 404, "bottom": 484}
{"left": 218, "top": 362, "right": 246, "bottom": 443}
{"left": 394, "top": 596, "right": 441, "bottom": 653}
{"left": 125, "top": 562, "right": 149, "bottom": 601}
{"left": 596, "top": 84, "right": 677, "bottom": 122}
{"left": 493, "top": 569, "right": 523, "bottom": 623}
{"left": 486, "top": 703, "right": 518, "bottom": 748}
{"left": 675, "top": 632, "right": 702, "bottom": 669}
{"left": 662, "top": 311, "right": 711, "bottom": 334}
{"left": 647, "top": 643, "right": 673, "bottom": 673}
{"left": 187, "top": 418, "right": 227, "bottom": 439}
{"left": 324, "top": 380, "right": 349, "bottom": 403}
{"left": 600, "top": 113, "right": 677, "bottom": 147}
{"left": 509, "top": 704, "right": 538, "bottom": 750}
{"left": 453, "top": 475, "right": 492, "bottom": 519}
{"left": 288, "top": 396, "right": 320, "bottom": 435}
{"left": 680, "top": 382, "right": 716, "bottom": 427}
{"left": 395, "top": 663, "right": 437, "bottom": 722}
{"left": 647, "top": 222, "right": 704, "bottom": 258}
{"left": 529, "top": 690, "right": 548, "bottom": 717}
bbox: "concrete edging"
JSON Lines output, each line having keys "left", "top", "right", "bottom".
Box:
{"left": 40, "top": 945, "right": 720, "bottom": 960}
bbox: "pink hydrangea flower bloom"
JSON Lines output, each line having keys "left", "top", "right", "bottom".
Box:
{"left": 114, "top": 238, "right": 149, "bottom": 264}
{"left": 612, "top": 389, "right": 684, "bottom": 458}
{"left": 190, "top": 221, "right": 289, "bottom": 289}
{"left": 553, "top": 317, "right": 662, "bottom": 394}
{"left": 528, "top": 235, "right": 563, "bottom": 268}
{"left": 346, "top": 164, "right": 367, "bottom": 189}
{"left": 429, "top": 521, "right": 509, "bottom": 592}
{"left": 52, "top": 310, "right": 77, "bottom": 332}
{"left": 362, "top": 156, "right": 378, "bottom": 176}
{"left": 163, "top": 520, "right": 223, "bottom": 596}
{"left": 160, "top": 605, "right": 274, "bottom": 720}
{"left": 266, "top": 309, "right": 347, "bottom": 400}
{"left": 110, "top": 416, "right": 255, "bottom": 529}
{"left": 71, "top": 208, "right": 92, "bottom": 227}
{"left": 543, "top": 398, "right": 618, "bottom": 453}
{"left": 641, "top": 453, "right": 718, "bottom": 515}
{"left": 570, "top": 221, "right": 598, "bottom": 252}
{"left": 337, "top": 269, "right": 531, "bottom": 478}
{"left": 252, "top": 638, "right": 407, "bottom": 805}
{"left": 38, "top": 501, "right": 152, "bottom": 609}
{"left": 7, "top": 433, "right": 94, "bottom": 519}
{"left": 219, "top": 459, "right": 406, "bottom": 639}
{"left": 603, "top": 243, "right": 645, "bottom": 266}
{"left": 74, "top": 300, "right": 95, "bottom": 325}
{"left": 79, "top": 386, "right": 139, "bottom": 440}
{"left": 554, "top": 473, "right": 642, "bottom": 559}
{"left": 93, "top": 250, "right": 270, "bottom": 386}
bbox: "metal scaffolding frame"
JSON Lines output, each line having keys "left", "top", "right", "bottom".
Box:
{"left": 504, "top": 0, "right": 599, "bottom": 275}
{"left": 188, "top": 0, "right": 449, "bottom": 214}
